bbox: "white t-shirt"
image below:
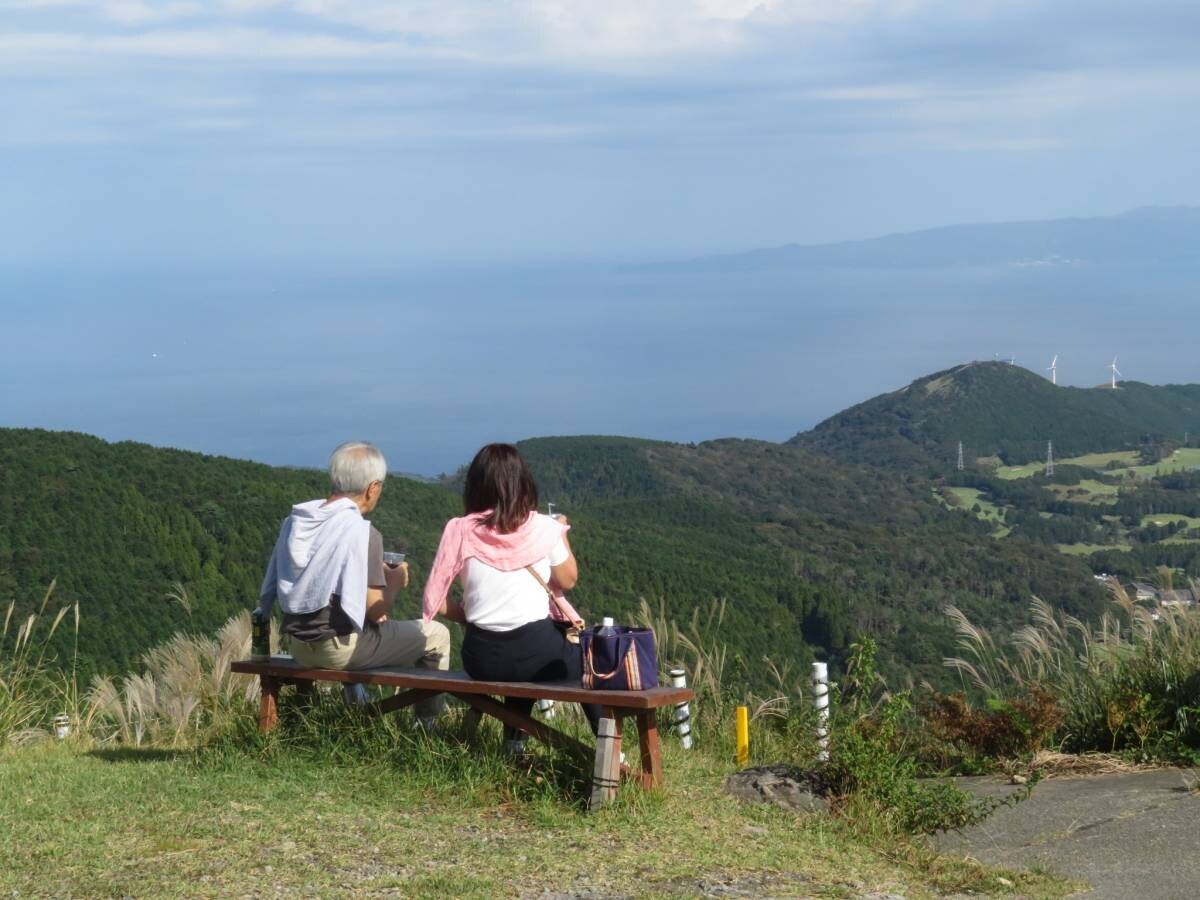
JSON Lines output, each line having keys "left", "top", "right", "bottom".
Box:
{"left": 461, "top": 529, "right": 570, "bottom": 632}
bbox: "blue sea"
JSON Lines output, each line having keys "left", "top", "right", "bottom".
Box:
{"left": 2, "top": 258, "right": 1198, "bottom": 474}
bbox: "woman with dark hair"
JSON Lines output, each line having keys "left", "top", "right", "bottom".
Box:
{"left": 423, "top": 443, "right": 600, "bottom": 740}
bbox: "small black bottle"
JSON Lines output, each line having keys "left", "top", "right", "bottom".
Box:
{"left": 250, "top": 608, "right": 271, "bottom": 659}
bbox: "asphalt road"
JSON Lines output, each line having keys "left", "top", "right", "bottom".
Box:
{"left": 936, "top": 768, "right": 1200, "bottom": 899}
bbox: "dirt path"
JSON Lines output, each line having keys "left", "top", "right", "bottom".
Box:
{"left": 936, "top": 768, "right": 1200, "bottom": 899}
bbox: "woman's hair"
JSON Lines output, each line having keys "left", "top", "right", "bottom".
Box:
{"left": 463, "top": 443, "right": 539, "bottom": 533}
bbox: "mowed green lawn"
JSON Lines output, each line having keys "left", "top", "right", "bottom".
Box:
{"left": 1056, "top": 542, "right": 1130, "bottom": 556}
{"left": 1140, "top": 514, "right": 1200, "bottom": 529}
{"left": 997, "top": 449, "right": 1200, "bottom": 483}
{"left": 1139, "top": 513, "right": 1200, "bottom": 545}
{"left": 990, "top": 449, "right": 1200, "bottom": 553}
{"left": 1122, "top": 448, "right": 1200, "bottom": 479}
{"left": 994, "top": 461, "right": 1047, "bottom": 480}
{"left": 996, "top": 452, "right": 1135, "bottom": 481}
{"left": 1048, "top": 480, "right": 1121, "bottom": 504}
{"left": 0, "top": 743, "right": 1071, "bottom": 900}
{"left": 938, "top": 488, "right": 1010, "bottom": 536}
{"left": 1056, "top": 451, "right": 1140, "bottom": 469}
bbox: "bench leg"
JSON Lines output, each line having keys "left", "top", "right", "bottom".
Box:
{"left": 292, "top": 679, "right": 317, "bottom": 712}
{"left": 463, "top": 707, "right": 483, "bottom": 743}
{"left": 369, "top": 689, "right": 439, "bottom": 717}
{"left": 453, "top": 693, "right": 594, "bottom": 760}
{"left": 258, "top": 675, "right": 279, "bottom": 732}
{"left": 589, "top": 710, "right": 623, "bottom": 811}
{"left": 635, "top": 710, "right": 663, "bottom": 789}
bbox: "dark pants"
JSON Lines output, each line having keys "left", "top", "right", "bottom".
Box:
{"left": 462, "top": 618, "right": 601, "bottom": 737}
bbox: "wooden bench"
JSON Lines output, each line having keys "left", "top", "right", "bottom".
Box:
{"left": 230, "top": 657, "right": 694, "bottom": 808}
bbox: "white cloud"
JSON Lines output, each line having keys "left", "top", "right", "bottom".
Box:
{"left": 178, "top": 95, "right": 257, "bottom": 110}
{"left": 5, "top": 0, "right": 1200, "bottom": 165}
{"left": 802, "top": 83, "right": 933, "bottom": 102}
{"left": 176, "top": 117, "right": 249, "bottom": 130}
{"left": 0, "top": 0, "right": 203, "bottom": 24}
{"left": 283, "top": 119, "right": 595, "bottom": 145}
{"left": 94, "top": 1, "right": 206, "bottom": 25}
{"left": 1, "top": 0, "right": 934, "bottom": 64}
{"left": 0, "top": 28, "right": 469, "bottom": 62}
{"left": 0, "top": 124, "right": 119, "bottom": 145}
{"left": 951, "top": 136, "right": 1066, "bottom": 152}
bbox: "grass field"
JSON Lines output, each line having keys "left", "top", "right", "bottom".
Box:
{"left": 1056, "top": 543, "right": 1128, "bottom": 556}
{"left": 938, "top": 487, "right": 1010, "bottom": 537}
{"left": 987, "top": 449, "right": 1200, "bottom": 556}
{"left": 1121, "top": 448, "right": 1200, "bottom": 480}
{"left": 994, "top": 461, "right": 1046, "bottom": 480}
{"left": 996, "top": 449, "right": 1200, "bottom": 483}
{"left": 996, "top": 452, "right": 1135, "bottom": 481}
{"left": 1140, "top": 514, "right": 1200, "bottom": 529}
{"left": 1048, "top": 480, "right": 1121, "bottom": 504}
{"left": 1056, "top": 451, "right": 1140, "bottom": 469}
{"left": 0, "top": 741, "right": 1071, "bottom": 899}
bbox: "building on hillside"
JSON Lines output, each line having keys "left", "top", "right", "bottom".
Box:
{"left": 1130, "top": 582, "right": 1159, "bottom": 602}
{"left": 1159, "top": 588, "right": 1197, "bottom": 608}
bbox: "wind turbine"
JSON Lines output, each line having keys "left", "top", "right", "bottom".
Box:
{"left": 1047, "top": 355, "right": 1058, "bottom": 385}
{"left": 1110, "top": 357, "right": 1122, "bottom": 389}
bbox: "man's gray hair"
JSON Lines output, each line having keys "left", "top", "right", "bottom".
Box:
{"left": 329, "top": 441, "right": 388, "bottom": 494}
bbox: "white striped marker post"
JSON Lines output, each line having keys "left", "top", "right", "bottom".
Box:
{"left": 812, "top": 661, "right": 830, "bottom": 763}
{"left": 670, "top": 668, "right": 693, "bottom": 749}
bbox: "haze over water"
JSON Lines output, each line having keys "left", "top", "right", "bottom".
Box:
{"left": 5, "top": 253, "right": 1198, "bottom": 475}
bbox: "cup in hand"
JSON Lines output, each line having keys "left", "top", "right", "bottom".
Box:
{"left": 382, "top": 551, "right": 407, "bottom": 568}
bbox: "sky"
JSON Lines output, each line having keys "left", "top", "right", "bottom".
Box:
{"left": 3, "top": 1, "right": 1200, "bottom": 473}
{"left": 4, "top": 0, "right": 1200, "bottom": 265}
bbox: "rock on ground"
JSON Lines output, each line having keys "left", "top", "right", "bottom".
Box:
{"left": 723, "top": 765, "right": 829, "bottom": 814}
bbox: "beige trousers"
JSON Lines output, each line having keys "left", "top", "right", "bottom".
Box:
{"left": 290, "top": 619, "right": 450, "bottom": 719}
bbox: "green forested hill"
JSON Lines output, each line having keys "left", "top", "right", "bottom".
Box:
{"left": 0, "top": 430, "right": 832, "bottom": 685}
{"left": 789, "top": 362, "right": 1200, "bottom": 470}
{"left": 516, "top": 435, "right": 1106, "bottom": 684}
{"left": 2, "top": 427, "right": 1106, "bottom": 688}
{"left": 0, "top": 429, "right": 461, "bottom": 678}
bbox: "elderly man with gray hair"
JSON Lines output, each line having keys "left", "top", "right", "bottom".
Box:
{"left": 258, "top": 441, "right": 450, "bottom": 724}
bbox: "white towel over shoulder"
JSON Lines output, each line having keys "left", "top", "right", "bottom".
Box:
{"left": 258, "top": 497, "right": 371, "bottom": 631}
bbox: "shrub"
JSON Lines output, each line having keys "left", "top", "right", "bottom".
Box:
{"left": 921, "top": 687, "right": 1063, "bottom": 768}
{"left": 638, "top": 613, "right": 1032, "bottom": 834}
{"left": 943, "top": 586, "right": 1200, "bottom": 762}
{"left": 823, "top": 639, "right": 1031, "bottom": 834}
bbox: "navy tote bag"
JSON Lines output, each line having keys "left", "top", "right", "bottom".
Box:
{"left": 580, "top": 626, "right": 658, "bottom": 691}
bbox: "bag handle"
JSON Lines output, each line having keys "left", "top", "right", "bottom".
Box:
{"left": 524, "top": 565, "right": 582, "bottom": 626}
{"left": 584, "top": 634, "right": 632, "bottom": 681}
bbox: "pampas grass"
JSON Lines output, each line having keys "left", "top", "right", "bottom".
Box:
{"left": 0, "top": 581, "right": 80, "bottom": 745}
{"left": 86, "top": 612, "right": 258, "bottom": 747}
{"left": 944, "top": 582, "right": 1200, "bottom": 759}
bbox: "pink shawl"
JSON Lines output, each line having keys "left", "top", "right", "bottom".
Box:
{"left": 422, "top": 511, "right": 582, "bottom": 623}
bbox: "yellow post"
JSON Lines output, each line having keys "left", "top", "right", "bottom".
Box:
{"left": 735, "top": 705, "right": 749, "bottom": 767}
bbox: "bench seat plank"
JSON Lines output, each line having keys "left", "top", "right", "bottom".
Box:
{"left": 231, "top": 657, "right": 692, "bottom": 709}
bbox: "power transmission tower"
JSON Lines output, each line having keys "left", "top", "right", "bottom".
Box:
{"left": 957, "top": 441, "right": 964, "bottom": 471}
{"left": 1045, "top": 441, "right": 1055, "bottom": 477}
